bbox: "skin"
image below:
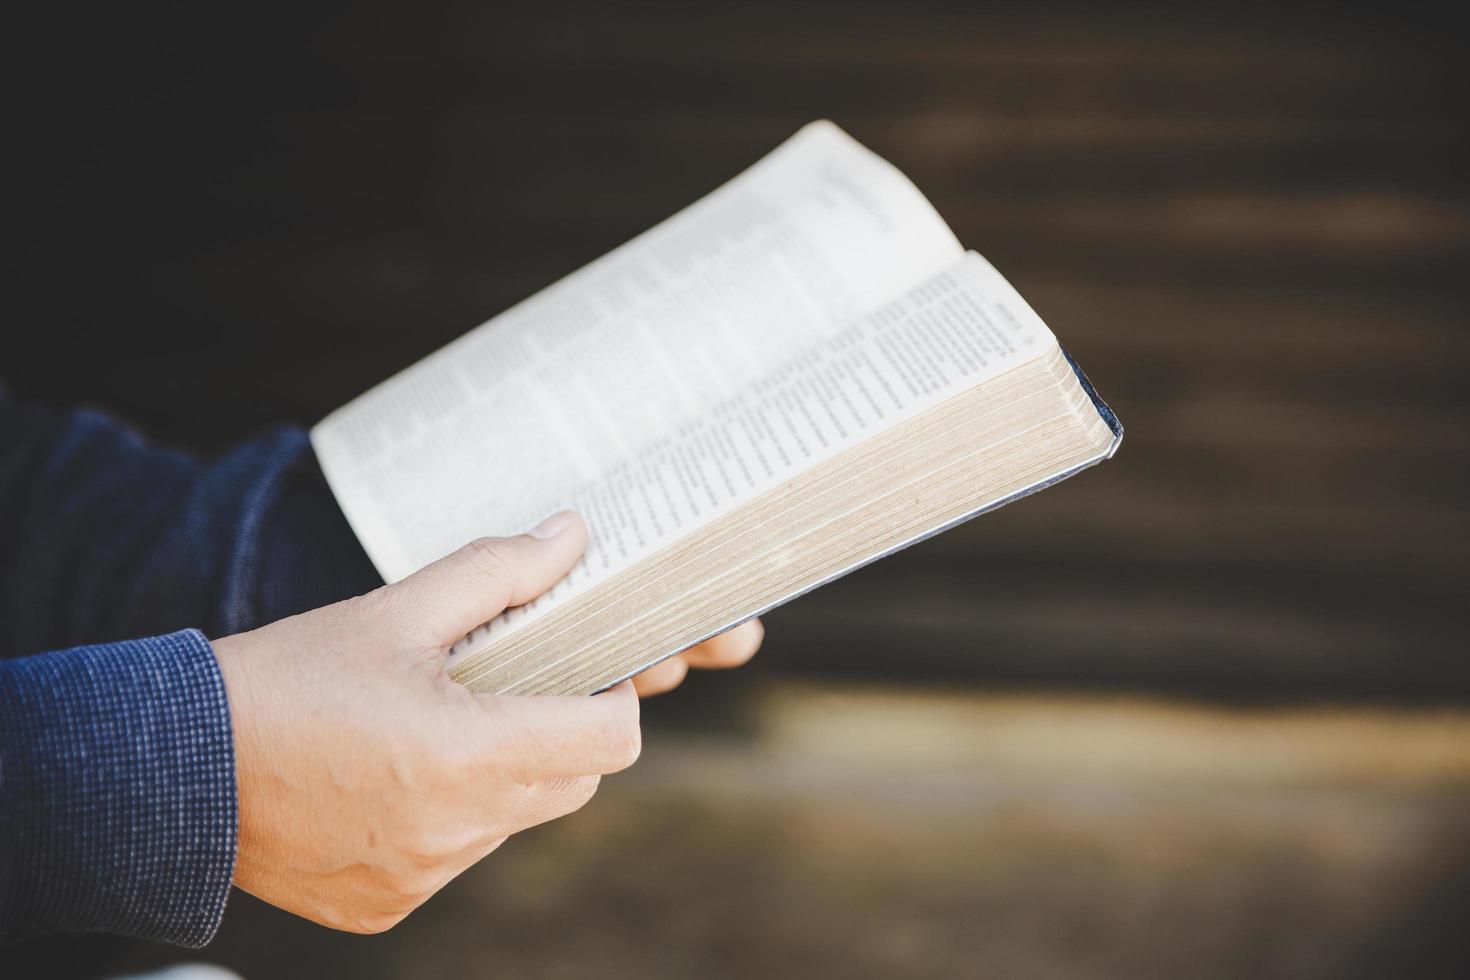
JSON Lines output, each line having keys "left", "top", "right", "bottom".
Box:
{"left": 213, "top": 511, "right": 761, "bottom": 933}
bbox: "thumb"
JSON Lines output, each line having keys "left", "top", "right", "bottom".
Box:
{"left": 383, "top": 511, "right": 587, "bottom": 644}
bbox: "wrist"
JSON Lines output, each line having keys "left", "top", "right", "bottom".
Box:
{"left": 212, "top": 632, "right": 266, "bottom": 893}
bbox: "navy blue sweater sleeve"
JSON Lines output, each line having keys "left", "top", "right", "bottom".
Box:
{"left": 0, "top": 397, "right": 382, "bottom": 659}
{"left": 0, "top": 396, "right": 382, "bottom": 946}
{"left": 0, "top": 630, "right": 237, "bottom": 947}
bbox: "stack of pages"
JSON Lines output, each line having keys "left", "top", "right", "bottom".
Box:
{"left": 312, "top": 121, "right": 1123, "bottom": 695}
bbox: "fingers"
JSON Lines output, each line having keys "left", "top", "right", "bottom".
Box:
{"left": 631, "top": 619, "right": 765, "bottom": 696}
{"left": 380, "top": 511, "right": 588, "bottom": 643}
{"left": 632, "top": 655, "right": 689, "bottom": 697}
{"left": 683, "top": 619, "right": 764, "bottom": 670}
{"left": 499, "top": 775, "right": 603, "bottom": 835}
{"left": 474, "top": 680, "right": 641, "bottom": 780}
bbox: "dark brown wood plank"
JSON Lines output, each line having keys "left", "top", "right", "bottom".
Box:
{"left": 2, "top": 1, "right": 1466, "bottom": 705}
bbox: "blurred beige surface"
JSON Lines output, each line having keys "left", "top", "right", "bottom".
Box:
{"left": 116, "top": 682, "right": 1470, "bottom": 979}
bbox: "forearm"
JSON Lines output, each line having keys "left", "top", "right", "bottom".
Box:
{"left": 0, "top": 396, "right": 380, "bottom": 658}
{"left": 0, "top": 631, "right": 237, "bottom": 947}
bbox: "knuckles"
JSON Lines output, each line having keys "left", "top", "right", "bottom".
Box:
{"left": 320, "top": 877, "right": 430, "bottom": 935}
{"left": 464, "top": 536, "right": 518, "bottom": 576}
{"left": 400, "top": 830, "right": 458, "bottom": 870}
{"left": 307, "top": 765, "right": 613, "bottom": 937}
{"left": 543, "top": 775, "right": 601, "bottom": 818}
{"left": 599, "top": 694, "right": 643, "bottom": 771}
{"left": 398, "top": 823, "right": 487, "bottom": 870}
{"left": 607, "top": 722, "right": 642, "bottom": 771}
{"left": 340, "top": 905, "right": 412, "bottom": 935}
{"left": 567, "top": 774, "right": 602, "bottom": 813}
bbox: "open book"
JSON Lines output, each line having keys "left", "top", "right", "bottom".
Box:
{"left": 312, "top": 121, "right": 1122, "bottom": 696}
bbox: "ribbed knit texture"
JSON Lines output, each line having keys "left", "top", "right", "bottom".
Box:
{"left": 0, "top": 630, "right": 236, "bottom": 947}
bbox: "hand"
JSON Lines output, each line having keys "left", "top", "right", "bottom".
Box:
{"left": 213, "top": 511, "right": 641, "bottom": 933}
{"left": 630, "top": 618, "right": 765, "bottom": 697}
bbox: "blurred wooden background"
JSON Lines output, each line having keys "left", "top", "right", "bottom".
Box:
{"left": 6, "top": 1, "right": 1466, "bottom": 702}
{"left": 3, "top": 2, "right": 1468, "bottom": 976}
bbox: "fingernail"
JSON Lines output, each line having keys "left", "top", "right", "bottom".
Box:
{"left": 530, "top": 510, "right": 576, "bottom": 539}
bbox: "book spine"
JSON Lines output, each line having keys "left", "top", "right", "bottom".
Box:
{"left": 1061, "top": 346, "right": 1124, "bottom": 455}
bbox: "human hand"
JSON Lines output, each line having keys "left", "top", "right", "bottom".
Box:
{"left": 213, "top": 512, "right": 641, "bottom": 933}
{"left": 629, "top": 618, "right": 765, "bottom": 697}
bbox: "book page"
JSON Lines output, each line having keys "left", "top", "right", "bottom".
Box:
{"left": 313, "top": 121, "right": 963, "bottom": 582}
{"left": 444, "top": 251, "right": 1057, "bottom": 659}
